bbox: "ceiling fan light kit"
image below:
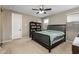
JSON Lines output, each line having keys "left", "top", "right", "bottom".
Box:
{"left": 32, "top": 5, "right": 52, "bottom": 14}
{"left": 39, "top": 11, "right": 44, "bottom": 14}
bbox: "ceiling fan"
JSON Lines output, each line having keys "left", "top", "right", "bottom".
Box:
{"left": 32, "top": 5, "right": 52, "bottom": 14}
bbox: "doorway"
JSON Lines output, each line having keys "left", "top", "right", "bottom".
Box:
{"left": 12, "top": 13, "right": 22, "bottom": 39}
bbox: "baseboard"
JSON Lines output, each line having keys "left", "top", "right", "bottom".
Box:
{"left": 66, "top": 40, "right": 73, "bottom": 43}
{"left": 1, "top": 39, "right": 12, "bottom": 44}
{"left": 0, "top": 37, "right": 32, "bottom": 44}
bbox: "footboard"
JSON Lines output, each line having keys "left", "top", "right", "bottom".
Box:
{"left": 32, "top": 32, "right": 51, "bottom": 49}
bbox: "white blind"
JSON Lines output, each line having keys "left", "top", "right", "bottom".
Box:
{"left": 67, "top": 14, "right": 79, "bottom": 22}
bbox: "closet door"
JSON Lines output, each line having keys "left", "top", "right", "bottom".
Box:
{"left": 12, "top": 13, "right": 22, "bottom": 39}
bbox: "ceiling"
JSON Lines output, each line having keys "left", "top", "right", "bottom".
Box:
{"left": 1, "top": 5, "right": 79, "bottom": 18}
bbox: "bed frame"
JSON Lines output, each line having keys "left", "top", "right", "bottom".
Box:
{"left": 32, "top": 24, "right": 66, "bottom": 53}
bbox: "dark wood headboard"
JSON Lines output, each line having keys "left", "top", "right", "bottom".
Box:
{"left": 47, "top": 24, "right": 66, "bottom": 32}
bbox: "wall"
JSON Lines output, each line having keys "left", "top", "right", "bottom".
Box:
{"left": 22, "top": 15, "right": 41, "bottom": 37}
{"left": 0, "top": 9, "right": 2, "bottom": 43}
{"left": 43, "top": 7, "right": 79, "bottom": 42}
{"left": 44, "top": 7, "right": 79, "bottom": 25}
{"left": 1, "top": 9, "right": 42, "bottom": 42}
{"left": 2, "top": 10, "right": 12, "bottom": 43}
{"left": 47, "top": 12, "right": 67, "bottom": 25}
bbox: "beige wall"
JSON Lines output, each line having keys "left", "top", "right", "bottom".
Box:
{"left": 47, "top": 12, "right": 67, "bottom": 25}
{"left": 2, "top": 10, "right": 12, "bottom": 42}
{"left": 22, "top": 14, "right": 41, "bottom": 37}
{"left": 0, "top": 9, "right": 2, "bottom": 43}
{"left": 43, "top": 7, "right": 79, "bottom": 42}
{"left": 1, "top": 9, "right": 42, "bottom": 42}
{"left": 44, "top": 7, "right": 79, "bottom": 25}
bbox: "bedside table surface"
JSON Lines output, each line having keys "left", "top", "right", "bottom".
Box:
{"left": 73, "top": 37, "right": 79, "bottom": 47}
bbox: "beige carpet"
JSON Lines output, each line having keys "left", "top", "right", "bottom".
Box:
{"left": 0, "top": 38, "right": 72, "bottom": 54}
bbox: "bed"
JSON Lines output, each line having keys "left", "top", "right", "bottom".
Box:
{"left": 32, "top": 25, "right": 66, "bottom": 52}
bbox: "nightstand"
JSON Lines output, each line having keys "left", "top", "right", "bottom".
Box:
{"left": 72, "top": 37, "right": 79, "bottom": 54}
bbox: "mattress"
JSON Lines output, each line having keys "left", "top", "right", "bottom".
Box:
{"left": 37, "top": 30, "right": 65, "bottom": 45}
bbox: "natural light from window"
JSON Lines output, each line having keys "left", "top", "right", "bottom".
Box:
{"left": 44, "top": 19, "right": 49, "bottom": 24}
{"left": 67, "top": 14, "right": 79, "bottom": 22}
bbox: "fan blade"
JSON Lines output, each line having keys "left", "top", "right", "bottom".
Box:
{"left": 36, "top": 12, "right": 39, "bottom": 14}
{"left": 39, "top": 8, "right": 44, "bottom": 11}
{"left": 44, "top": 12, "right": 46, "bottom": 14}
{"left": 44, "top": 8, "right": 52, "bottom": 11}
{"left": 32, "top": 8, "right": 39, "bottom": 10}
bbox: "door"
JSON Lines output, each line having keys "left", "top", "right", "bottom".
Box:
{"left": 12, "top": 13, "right": 22, "bottom": 39}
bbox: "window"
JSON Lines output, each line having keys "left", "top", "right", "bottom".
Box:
{"left": 44, "top": 19, "right": 49, "bottom": 24}
{"left": 67, "top": 14, "right": 79, "bottom": 22}
{"left": 42, "top": 18, "right": 49, "bottom": 30}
